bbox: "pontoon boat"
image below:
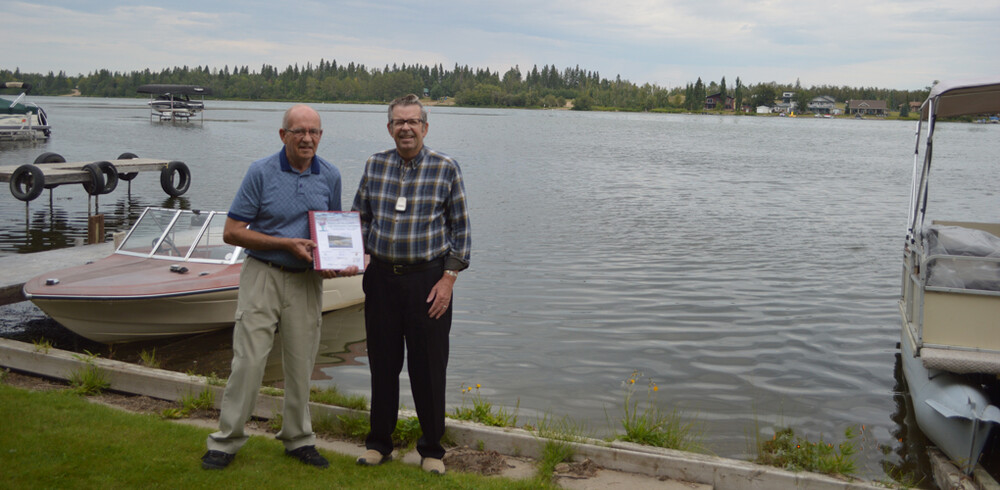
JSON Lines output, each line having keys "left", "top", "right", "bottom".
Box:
{"left": 0, "top": 82, "right": 51, "bottom": 141}
{"left": 900, "top": 78, "right": 1000, "bottom": 474}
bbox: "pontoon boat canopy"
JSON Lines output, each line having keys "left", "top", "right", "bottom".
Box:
{"left": 0, "top": 82, "right": 33, "bottom": 92}
{"left": 137, "top": 84, "right": 213, "bottom": 96}
{"left": 920, "top": 78, "right": 1000, "bottom": 120}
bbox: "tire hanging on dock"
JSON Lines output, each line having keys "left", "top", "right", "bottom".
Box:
{"left": 33, "top": 152, "right": 66, "bottom": 164}
{"left": 79, "top": 161, "right": 119, "bottom": 195}
{"left": 160, "top": 161, "right": 191, "bottom": 197}
{"left": 92, "top": 161, "right": 119, "bottom": 194}
{"left": 34, "top": 152, "right": 66, "bottom": 189}
{"left": 9, "top": 164, "right": 46, "bottom": 202}
{"left": 117, "top": 152, "right": 140, "bottom": 181}
{"left": 80, "top": 163, "right": 106, "bottom": 196}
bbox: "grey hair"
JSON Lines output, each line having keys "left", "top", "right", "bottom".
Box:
{"left": 387, "top": 94, "right": 427, "bottom": 123}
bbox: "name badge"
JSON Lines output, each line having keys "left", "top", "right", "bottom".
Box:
{"left": 395, "top": 197, "right": 407, "bottom": 212}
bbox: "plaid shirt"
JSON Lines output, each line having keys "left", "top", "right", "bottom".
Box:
{"left": 352, "top": 146, "right": 471, "bottom": 270}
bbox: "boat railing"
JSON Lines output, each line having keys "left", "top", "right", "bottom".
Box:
{"left": 902, "top": 220, "right": 1000, "bottom": 370}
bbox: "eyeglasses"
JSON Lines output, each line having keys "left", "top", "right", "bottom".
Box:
{"left": 391, "top": 119, "right": 424, "bottom": 128}
{"left": 285, "top": 128, "right": 322, "bottom": 137}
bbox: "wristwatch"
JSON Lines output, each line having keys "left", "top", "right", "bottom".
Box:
{"left": 444, "top": 270, "right": 458, "bottom": 278}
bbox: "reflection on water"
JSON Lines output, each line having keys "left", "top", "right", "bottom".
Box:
{"left": 3, "top": 193, "right": 195, "bottom": 254}
{"left": 267, "top": 304, "right": 367, "bottom": 385}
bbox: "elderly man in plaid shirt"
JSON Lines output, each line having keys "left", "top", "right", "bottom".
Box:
{"left": 352, "top": 94, "right": 471, "bottom": 475}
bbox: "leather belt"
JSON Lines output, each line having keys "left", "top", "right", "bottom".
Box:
{"left": 250, "top": 256, "right": 310, "bottom": 273}
{"left": 371, "top": 256, "right": 443, "bottom": 275}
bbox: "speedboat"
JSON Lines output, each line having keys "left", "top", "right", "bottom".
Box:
{"left": 148, "top": 94, "right": 204, "bottom": 118}
{"left": 23, "top": 207, "right": 363, "bottom": 343}
{"left": 137, "top": 84, "right": 211, "bottom": 120}
{"left": 899, "top": 78, "right": 1000, "bottom": 474}
{"left": 0, "top": 82, "right": 51, "bottom": 141}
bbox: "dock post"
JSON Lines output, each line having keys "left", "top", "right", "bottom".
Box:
{"left": 87, "top": 214, "right": 105, "bottom": 244}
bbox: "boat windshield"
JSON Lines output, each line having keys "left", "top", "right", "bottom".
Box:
{"left": 116, "top": 208, "right": 244, "bottom": 264}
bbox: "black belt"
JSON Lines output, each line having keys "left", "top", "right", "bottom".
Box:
{"left": 250, "top": 256, "right": 311, "bottom": 273}
{"left": 371, "top": 256, "right": 443, "bottom": 275}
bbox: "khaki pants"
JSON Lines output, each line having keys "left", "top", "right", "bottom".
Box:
{"left": 207, "top": 257, "right": 323, "bottom": 453}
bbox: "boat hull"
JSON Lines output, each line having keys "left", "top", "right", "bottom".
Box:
{"left": 148, "top": 100, "right": 204, "bottom": 118}
{"left": 0, "top": 113, "right": 50, "bottom": 140}
{"left": 29, "top": 288, "right": 240, "bottom": 342}
{"left": 899, "top": 310, "right": 999, "bottom": 473}
{"left": 27, "top": 275, "right": 363, "bottom": 343}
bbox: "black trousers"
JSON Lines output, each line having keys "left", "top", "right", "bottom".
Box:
{"left": 363, "top": 260, "right": 451, "bottom": 459}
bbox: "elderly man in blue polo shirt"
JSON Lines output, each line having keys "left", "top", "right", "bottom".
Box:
{"left": 201, "top": 104, "right": 357, "bottom": 470}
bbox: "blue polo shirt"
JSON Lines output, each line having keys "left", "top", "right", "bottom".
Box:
{"left": 228, "top": 147, "right": 343, "bottom": 269}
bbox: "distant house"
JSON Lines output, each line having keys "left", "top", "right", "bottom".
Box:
{"left": 771, "top": 92, "right": 797, "bottom": 113}
{"left": 808, "top": 95, "right": 837, "bottom": 114}
{"left": 846, "top": 99, "right": 888, "bottom": 117}
{"left": 704, "top": 92, "right": 734, "bottom": 110}
{"left": 756, "top": 105, "right": 774, "bottom": 114}
{"left": 774, "top": 101, "right": 796, "bottom": 114}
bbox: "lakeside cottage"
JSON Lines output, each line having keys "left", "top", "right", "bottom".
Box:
{"left": 846, "top": 99, "right": 888, "bottom": 117}
{"left": 704, "top": 92, "right": 734, "bottom": 110}
{"left": 808, "top": 95, "right": 837, "bottom": 114}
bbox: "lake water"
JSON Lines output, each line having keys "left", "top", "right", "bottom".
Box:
{"left": 3, "top": 96, "right": 999, "bottom": 482}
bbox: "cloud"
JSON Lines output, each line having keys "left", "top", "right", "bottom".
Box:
{"left": 3, "top": 0, "right": 999, "bottom": 89}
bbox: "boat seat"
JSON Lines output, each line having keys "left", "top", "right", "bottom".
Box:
{"left": 924, "top": 224, "right": 1000, "bottom": 291}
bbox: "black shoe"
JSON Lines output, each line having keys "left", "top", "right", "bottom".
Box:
{"left": 285, "top": 445, "right": 329, "bottom": 469}
{"left": 201, "top": 450, "right": 234, "bottom": 470}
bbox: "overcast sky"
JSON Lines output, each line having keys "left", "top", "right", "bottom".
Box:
{"left": 5, "top": 1, "right": 999, "bottom": 90}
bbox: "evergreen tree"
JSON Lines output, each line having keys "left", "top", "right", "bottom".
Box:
{"left": 719, "top": 76, "right": 727, "bottom": 110}
{"left": 793, "top": 89, "right": 811, "bottom": 114}
{"left": 734, "top": 77, "right": 743, "bottom": 113}
{"left": 693, "top": 77, "right": 705, "bottom": 111}
{"left": 1, "top": 62, "right": 929, "bottom": 113}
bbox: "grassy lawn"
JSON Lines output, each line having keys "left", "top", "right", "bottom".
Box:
{"left": 0, "top": 383, "right": 547, "bottom": 489}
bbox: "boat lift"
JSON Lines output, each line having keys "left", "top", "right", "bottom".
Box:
{"left": 137, "top": 84, "right": 211, "bottom": 122}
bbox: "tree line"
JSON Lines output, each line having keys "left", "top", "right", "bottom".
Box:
{"left": 2, "top": 62, "right": 930, "bottom": 113}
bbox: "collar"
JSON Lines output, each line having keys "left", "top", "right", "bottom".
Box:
{"left": 396, "top": 147, "right": 427, "bottom": 169}
{"left": 279, "top": 146, "right": 320, "bottom": 174}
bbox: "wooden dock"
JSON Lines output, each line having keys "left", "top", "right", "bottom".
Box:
{"left": 1, "top": 156, "right": 190, "bottom": 202}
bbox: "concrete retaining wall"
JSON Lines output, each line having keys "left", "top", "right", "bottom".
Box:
{"left": 0, "top": 337, "right": 884, "bottom": 489}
